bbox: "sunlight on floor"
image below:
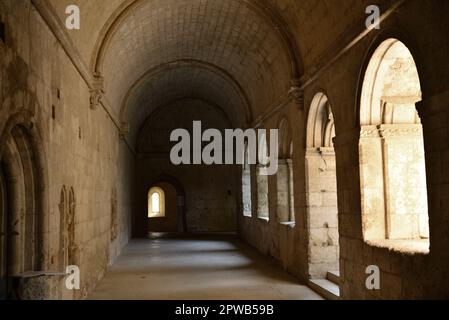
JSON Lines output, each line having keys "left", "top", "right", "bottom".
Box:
{"left": 89, "top": 234, "right": 323, "bottom": 300}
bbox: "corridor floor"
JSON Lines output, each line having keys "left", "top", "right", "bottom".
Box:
{"left": 89, "top": 234, "right": 322, "bottom": 300}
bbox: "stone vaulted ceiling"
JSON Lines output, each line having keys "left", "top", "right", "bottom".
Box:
{"left": 47, "top": 0, "right": 303, "bottom": 145}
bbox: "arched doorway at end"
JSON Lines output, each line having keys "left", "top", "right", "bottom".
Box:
{"left": 146, "top": 175, "right": 186, "bottom": 236}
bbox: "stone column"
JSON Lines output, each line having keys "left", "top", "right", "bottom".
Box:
{"left": 242, "top": 166, "right": 252, "bottom": 217}
{"left": 256, "top": 165, "right": 269, "bottom": 219}
{"left": 379, "top": 123, "right": 428, "bottom": 239}
{"left": 287, "top": 159, "right": 295, "bottom": 222}
{"left": 276, "top": 159, "right": 289, "bottom": 222}
{"left": 359, "top": 126, "right": 386, "bottom": 240}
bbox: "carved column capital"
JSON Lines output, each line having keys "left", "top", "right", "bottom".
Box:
{"left": 89, "top": 89, "right": 103, "bottom": 110}
{"left": 288, "top": 79, "right": 304, "bottom": 111}
{"left": 119, "top": 122, "right": 129, "bottom": 139}
{"left": 90, "top": 74, "right": 104, "bottom": 110}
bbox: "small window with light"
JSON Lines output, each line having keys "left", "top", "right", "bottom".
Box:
{"left": 148, "top": 187, "right": 165, "bottom": 218}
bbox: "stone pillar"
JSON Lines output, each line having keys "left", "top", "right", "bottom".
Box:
{"left": 305, "top": 147, "right": 339, "bottom": 278}
{"left": 380, "top": 124, "right": 428, "bottom": 239}
{"left": 416, "top": 90, "right": 449, "bottom": 297}
{"left": 332, "top": 128, "right": 364, "bottom": 299}
{"left": 256, "top": 165, "right": 269, "bottom": 219}
{"left": 242, "top": 167, "right": 252, "bottom": 217}
{"left": 276, "top": 159, "right": 289, "bottom": 222}
{"left": 359, "top": 126, "right": 387, "bottom": 240}
{"left": 287, "top": 159, "right": 295, "bottom": 222}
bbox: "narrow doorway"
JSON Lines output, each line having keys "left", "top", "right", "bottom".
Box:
{"left": 148, "top": 182, "right": 180, "bottom": 233}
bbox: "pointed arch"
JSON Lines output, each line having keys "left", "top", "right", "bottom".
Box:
{"left": 0, "top": 110, "right": 49, "bottom": 275}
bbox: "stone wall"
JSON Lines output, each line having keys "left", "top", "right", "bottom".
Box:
{"left": 0, "top": 0, "right": 134, "bottom": 299}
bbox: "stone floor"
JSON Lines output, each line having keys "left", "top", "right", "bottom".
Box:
{"left": 89, "top": 233, "right": 322, "bottom": 300}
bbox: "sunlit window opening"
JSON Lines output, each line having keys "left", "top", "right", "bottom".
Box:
{"left": 359, "top": 39, "right": 430, "bottom": 254}
{"left": 151, "top": 192, "right": 160, "bottom": 213}
{"left": 305, "top": 93, "right": 340, "bottom": 278}
{"left": 256, "top": 134, "right": 269, "bottom": 220}
{"left": 277, "top": 119, "right": 295, "bottom": 224}
{"left": 148, "top": 187, "right": 165, "bottom": 218}
{"left": 242, "top": 143, "right": 252, "bottom": 217}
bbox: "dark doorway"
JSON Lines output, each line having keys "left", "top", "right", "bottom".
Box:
{"left": 148, "top": 182, "right": 179, "bottom": 233}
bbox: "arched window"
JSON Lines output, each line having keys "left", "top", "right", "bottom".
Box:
{"left": 1, "top": 125, "right": 44, "bottom": 274}
{"left": 307, "top": 93, "right": 335, "bottom": 148}
{"left": 359, "top": 39, "right": 429, "bottom": 253}
{"left": 148, "top": 187, "right": 165, "bottom": 218}
{"left": 277, "top": 118, "right": 295, "bottom": 224}
{"left": 256, "top": 133, "right": 269, "bottom": 220}
{"left": 242, "top": 142, "right": 252, "bottom": 217}
{"left": 151, "top": 193, "right": 160, "bottom": 213}
{"left": 306, "top": 92, "right": 340, "bottom": 278}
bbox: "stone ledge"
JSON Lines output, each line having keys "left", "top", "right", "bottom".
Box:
{"left": 365, "top": 239, "right": 430, "bottom": 255}
{"left": 279, "top": 221, "right": 296, "bottom": 228}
